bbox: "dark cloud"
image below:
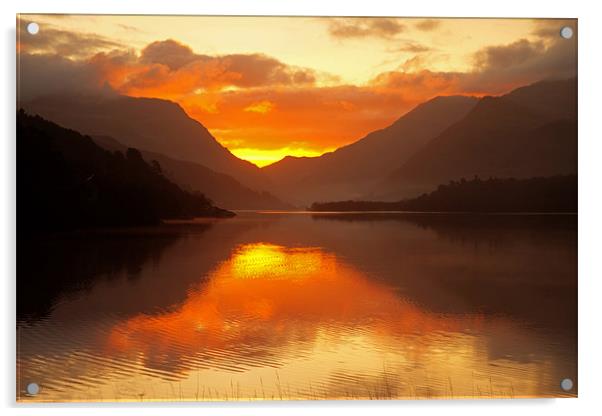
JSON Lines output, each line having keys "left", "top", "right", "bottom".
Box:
{"left": 18, "top": 39, "right": 320, "bottom": 102}
{"left": 464, "top": 35, "right": 576, "bottom": 93}
{"left": 473, "top": 39, "right": 545, "bottom": 70}
{"left": 18, "top": 21, "right": 123, "bottom": 59}
{"left": 414, "top": 19, "right": 441, "bottom": 31}
{"left": 232, "top": 54, "right": 316, "bottom": 86}
{"left": 136, "top": 39, "right": 318, "bottom": 89}
{"left": 533, "top": 25, "right": 562, "bottom": 39}
{"left": 369, "top": 31, "right": 577, "bottom": 98}
{"left": 139, "top": 53, "right": 315, "bottom": 93}
{"left": 327, "top": 18, "right": 405, "bottom": 39}
{"left": 140, "top": 39, "right": 200, "bottom": 70}
{"left": 17, "top": 53, "right": 115, "bottom": 101}
{"left": 532, "top": 19, "right": 577, "bottom": 40}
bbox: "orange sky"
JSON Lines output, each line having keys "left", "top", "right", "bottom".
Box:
{"left": 17, "top": 15, "right": 577, "bottom": 166}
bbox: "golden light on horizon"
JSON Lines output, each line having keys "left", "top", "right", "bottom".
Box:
{"left": 230, "top": 147, "right": 332, "bottom": 167}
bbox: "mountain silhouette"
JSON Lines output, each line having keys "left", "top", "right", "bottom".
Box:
{"left": 92, "top": 135, "right": 292, "bottom": 210}
{"left": 17, "top": 110, "right": 233, "bottom": 233}
{"left": 23, "top": 93, "right": 272, "bottom": 192}
{"left": 262, "top": 95, "right": 478, "bottom": 205}
{"left": 376, "top": 78, "right": 577, "bottom": 200}
{"left": 22, "top": 78, "right": 576, "bottom": 208}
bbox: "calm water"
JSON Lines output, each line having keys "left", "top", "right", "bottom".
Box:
{"left": 17, "top": 212, "right": 577, "bottom": 401}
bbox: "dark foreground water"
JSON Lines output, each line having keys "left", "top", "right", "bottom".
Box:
{"left": 17, "top": 212, "right": 577, "bottom": 401}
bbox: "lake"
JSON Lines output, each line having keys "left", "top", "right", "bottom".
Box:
{"left": 17, "top": 212, "right": 577, "bottom": 401}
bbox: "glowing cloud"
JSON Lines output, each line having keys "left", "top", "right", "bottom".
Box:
{"left": 243, "top": 100, "right": 275, "bottom": 114}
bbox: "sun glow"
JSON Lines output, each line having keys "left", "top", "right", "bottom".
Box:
{"left": 229, "top": 147, "right": 332, "bottom": 167}
{"left": 230, "top": 243, "right": 323, "bottom": 279}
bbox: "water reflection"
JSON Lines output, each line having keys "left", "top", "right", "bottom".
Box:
{"left": 17, "top": 228, "right": 187, "bottom": 320}
{"left": 107, "top": 243, "right": 478, "bottom": 374}
{"left": 17, "top": 213, "right": 577, "bottom": 401}
{"left": 311, "top": 213, "right": 577, "bottom": 325}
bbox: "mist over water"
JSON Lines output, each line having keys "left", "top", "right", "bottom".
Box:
{"left": 17, "top": 212, "right": 577, "bottom": 401}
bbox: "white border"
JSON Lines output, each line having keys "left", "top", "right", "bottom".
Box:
{"left": 3, "top": 1, "right": 602, "bottom": 415}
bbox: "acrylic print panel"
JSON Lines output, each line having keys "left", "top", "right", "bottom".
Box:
{"left": 16, "top": 15, "right": 577, "bottom": 402}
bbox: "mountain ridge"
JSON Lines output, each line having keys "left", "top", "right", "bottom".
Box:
{"left": 262, "top": 95, "right": 479, "bottom": 205}
{"left": 22, "top": 78, "right": 577, "bottom": 208}
{"left": 92, "top": 134, "right": 292, "bottom": 210}
{"left": 23, "top": 93, "right": 272, "bottom": 192}
{"left": 17, "top": 110, "right": 234, "bottom": 233}
{"left": 375, "top": 78, "right": 577, "bottom": 200}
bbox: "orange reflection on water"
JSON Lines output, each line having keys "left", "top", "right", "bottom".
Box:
{"left": 107, "top": 243, "right": 480, "bottom": 373}
{"left": 18, "top": 219, "right": 577, "bottom": 401}
{"left": 229, "top": 243, "right": 323, "bottom": 280}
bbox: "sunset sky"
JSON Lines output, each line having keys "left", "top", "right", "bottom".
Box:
{"left": 17, "top": 15, "right": 577, "bottom": 166}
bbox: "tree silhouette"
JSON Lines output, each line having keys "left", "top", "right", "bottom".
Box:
{"left": 310, "top": 175, "right": 577, "bottom": 213}
{"left": 17, "top": 110, "right": 234, "bottom": 234}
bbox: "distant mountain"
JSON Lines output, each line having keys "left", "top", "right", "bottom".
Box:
{"left": 262, "top": 95, "right": 478, "bottom": 205}
{"left": 23, "top": 93, "right": 271, "bottom": 192}
{"left": 92, "top": 135, "right": 292, "bottom": 210}
{"left": 310, "top": 175, "right": 577, "bottom": 213}
{"left": 376, "top": 78, "right": 577, "bottom": 200}
{"left": 17, "top": 110, "right": 233, "bottom": 233}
